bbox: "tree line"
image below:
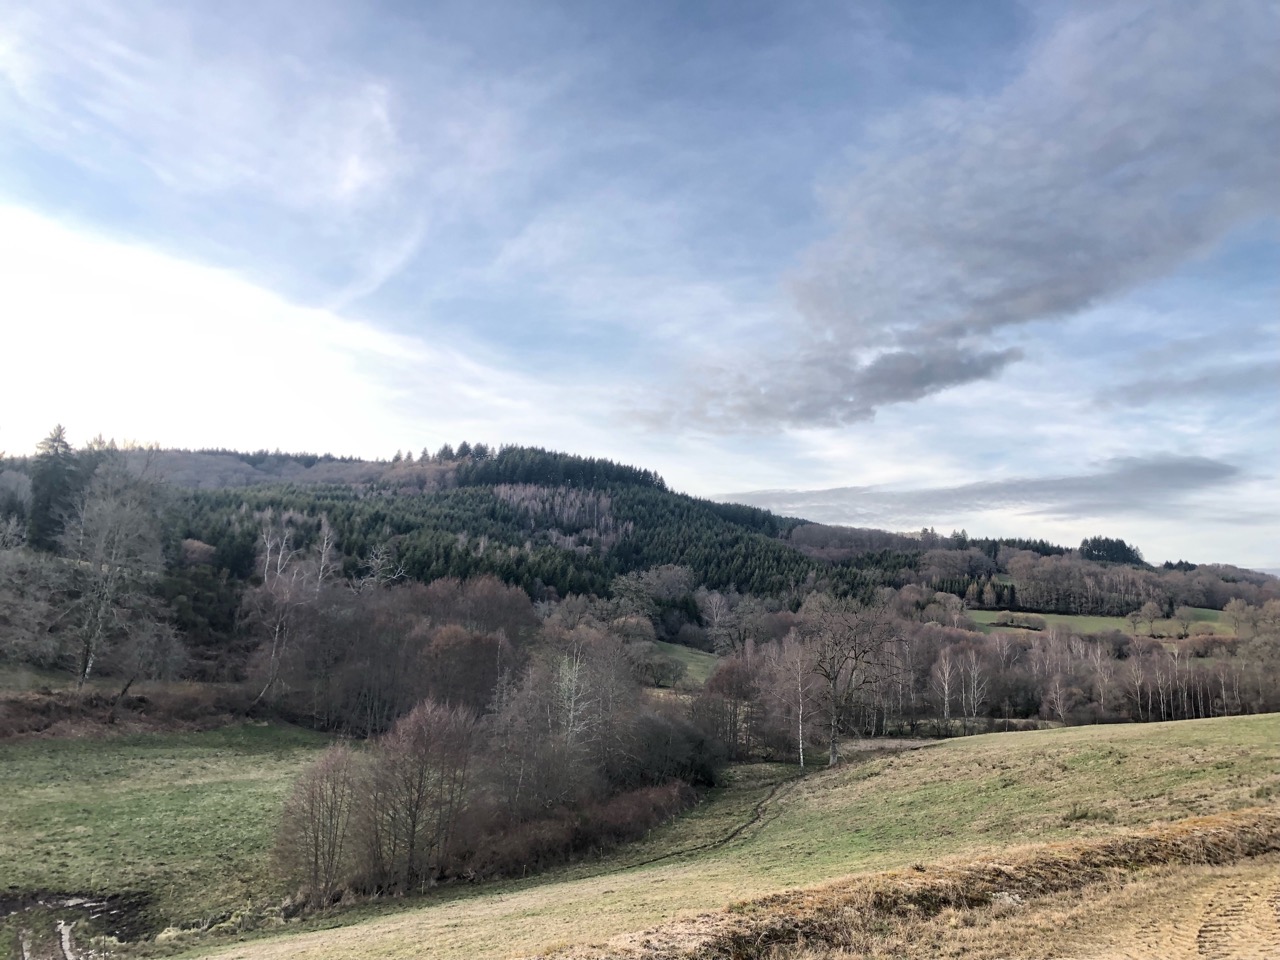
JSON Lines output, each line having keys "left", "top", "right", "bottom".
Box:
{"left": 2, "top": 429, "right": 1276, "bottom": 696}
{"left": 692, "top": 589, "right": 1280, "bottom": 769}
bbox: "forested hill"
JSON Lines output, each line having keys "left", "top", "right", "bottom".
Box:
{"left": 178, "top": 459, "right": 823, "bottom": 600}
{"left": 3, "top": 441, "right": 1275, "bottom": 620}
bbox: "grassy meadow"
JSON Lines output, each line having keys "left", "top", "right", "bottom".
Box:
{"left": 0, "top": 724, "right": 329, "bottom": 932}
{"left": 653, "top": 640, "right": 719, "bottom": 687}
{"left": 967, "top": 606, "right": 1232, "bottom": 637}
{"left": 176, "top": 714, "right": 1280, "bottom": 960}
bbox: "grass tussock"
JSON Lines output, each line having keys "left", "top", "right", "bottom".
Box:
{"left": 1061, "top": 802, "right": 1116, "bottom": 823}
{"left": 542, "top": 807, "right": 1280, "bottom": 960}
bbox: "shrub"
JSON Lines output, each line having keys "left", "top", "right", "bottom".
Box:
{"left": 274, "top": 744, "right": 361, "bottom": 908}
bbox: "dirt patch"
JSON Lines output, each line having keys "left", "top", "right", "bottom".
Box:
{"left": 0, "top": 892, "right": 155, "bottom": 943}
{"left": 2, "top": 891, "right": 156, "bottom": 959}
{"left": 1192, "top": 875, "right": 1280, "bottom": 960}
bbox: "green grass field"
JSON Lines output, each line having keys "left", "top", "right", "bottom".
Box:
{"left": 5, "top": 714, "right": 1276, "bottom": 960}
{"left": 653, "top": 640, "right": 719, "bottom": 687}
{"left": 0, "top": 724, "right": 329, "bottom": 933}
{"left": 183, "top": 714, "right": 1279, "bottom": 960}
{"left": 968, "top": 606, "right": 1231, "bottom": 637}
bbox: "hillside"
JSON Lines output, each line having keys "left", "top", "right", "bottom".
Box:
{"left": 130, "top": 714, "right": 1274, "bottom": 959}
{"left": 5, "top": 440, "right": 1274, "bottom": 727}
{"left": 6, "top": 444, "right": 1275, "bottom": 618}
{"left": 180, "top": 474, "right": 817, "bottom": 600}
{"left": 150, "top": 447, "right": 1280, "bottom": 609}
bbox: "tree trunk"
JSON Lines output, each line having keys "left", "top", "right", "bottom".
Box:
{"left": 828, "top": 709, "right": 840, "bottom": 766}
{"left": 108, "top": 674, "right": 137, "bottom": 724}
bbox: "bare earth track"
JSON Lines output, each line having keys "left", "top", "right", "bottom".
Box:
{"left": 1098, "top": 864, "right": 1280, "bottom": 960}
{"left": 1193, "top": 874, "right": 1280, "bottom": 960}
{"left": 958, "top": 858, "right": 1280, "bottom": 960}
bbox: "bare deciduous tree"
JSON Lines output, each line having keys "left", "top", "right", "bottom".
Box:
{"left": 1139, "top": 601, "right": 1164, "bottom": 637}
{"left": 763, "top": 629, "right": 816, "bottom": 766}
{"left": 930, "top": 646, "right": 957, "bottom": 735}
{"left": 1174, "top": 605, "right": 1196, "bottom": 639}
{"left": 1044, "top": 674, "right": 1076, "bottom": 725}
{"left": 243, "top": 513, "right": 337, "bottom": 705}
{"left": 961, "top": 645, "right": 988, "bottom": 733}
{"left": 1125, "top": 608, "right": 1143, "bottom": 635}
{"left": 0, "top": 543, "right": 63, "bottom": 667}
{"left": 276, "top": 744, "right": 361, "bottom": 907}
{"left": 364, "top": 701, "right": 476, "bottom": 892}
{"left": 800, "top": 591, "right": 897, "bottom": 765}
{"left": 60, "top": 460, "right": 179, "bottom": 691}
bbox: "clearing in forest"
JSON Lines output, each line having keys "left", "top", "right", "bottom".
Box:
{"left": 967, "top": 606, "right": 1234, "bottom": 637}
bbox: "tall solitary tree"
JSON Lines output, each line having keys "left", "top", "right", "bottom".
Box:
{"left": 800, "top": 591, "right": 897, "bottom": 765}
{"left": 28, "top": 425, "right": 79, "bottom": 550}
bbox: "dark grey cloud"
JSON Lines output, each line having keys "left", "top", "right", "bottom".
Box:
{"left": 686, "top": 345, "right": 1022, "bottom": 427}
{"left": 1101, "top": 360, "right": 1280, "bottom": 408}
{"left": 726, "top": 454, "right": 1245, "bottom": 527}
{"left": 690, "top": 0, "right": 1280, "bottom": 429}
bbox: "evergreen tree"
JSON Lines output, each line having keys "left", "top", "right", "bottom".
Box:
{"left": 27, "top": 425, "right": 79, "bottom": 551}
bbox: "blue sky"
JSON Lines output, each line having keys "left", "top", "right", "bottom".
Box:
{"left": 1, "top": 0, "right": 1276, "bottom": 567}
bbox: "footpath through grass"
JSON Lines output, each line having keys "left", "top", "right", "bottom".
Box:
{"left": 192, "top": 714, "right": 1280, "bottom": 960}
{"left": 0, "top": 723, "right": 328, "bottom": 930}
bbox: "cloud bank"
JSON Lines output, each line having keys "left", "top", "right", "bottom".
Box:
{"left": 688, "top": 0, "right": 1280, "bottom": 429}
{"left": 728, "top": 454, "right": 1246, "bottom": 528}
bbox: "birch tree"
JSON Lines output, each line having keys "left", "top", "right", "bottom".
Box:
{"left": 243, "top": 514, "right": 336, "bottom": 705}
{"left": 764, "top": 629, "right": 817, "bottom": 766}
{"left": 60, "top": 459, "right": 179, "bottom": 691}
{"left": 961, "top": 645, "right": 989, "bottom": 733}
{"left": 930, "top": 646, "right": 957, "bottom": 735}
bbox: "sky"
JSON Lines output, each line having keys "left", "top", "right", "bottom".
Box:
{"left": 0, "top": 0, "right": 1276, "bottom": 568}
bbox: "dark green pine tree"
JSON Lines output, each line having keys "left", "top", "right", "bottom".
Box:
{"left": 27, "top": 424, "right": 80, "bottom": 550}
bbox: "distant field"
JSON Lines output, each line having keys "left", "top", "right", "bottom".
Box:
{"left": 0, "top": 724, "right": 328, "bottom": 932}
{"left": 190, "top": 715, "right": 1280, "bottom": 960}
{"left": 654, "top": 640, "right": 718, "bottom": 687}
{"left": 968, "top": 606, "right": 1232, "bottom": 637}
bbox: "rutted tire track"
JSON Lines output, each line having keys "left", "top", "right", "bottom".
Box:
{"left": 1195, "top": 875, "right": 1280, "bottom": 959}
{"left": 623, "top": 747, "right": 930, "bottom": 873}
{"left": 622, "top": 771, "right": 806, "bottom": 872}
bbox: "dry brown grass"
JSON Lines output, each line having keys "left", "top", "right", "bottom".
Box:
{"left": 535, "top": 808, "right": 1280, "bottom": 959}
{"left": 778, "top": 857, "right": 1280, "bottom": 960}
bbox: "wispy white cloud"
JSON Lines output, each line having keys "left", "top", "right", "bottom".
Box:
{"left": 725, "top": 453, "right": 1280, "bottom": 566}
{"left": 0, "top": 0, "right": 540, "bottom": 304}
{"left": 678, "top": 0, "right": 1280, "bottom": 429}
{"left": 1104, "top": 360, "right": 1280, "bottom": 408}
{"left": 0, "top": 204, "right": 793, "bottom": 498}
{"left": 0, "top": 2, "right": 400, "bottom": 210}
{"left": 0, "top": 1, "right": 1274, "bottom": 569}
{"left": 487, "top": 190, "right": 781, "bottom": 354}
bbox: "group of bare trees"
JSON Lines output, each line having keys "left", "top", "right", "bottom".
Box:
{"left": 275, "top": 611, "right": 715, "bottom": 905}
{"left": 0, "top": 433, "right": 186, "bottom": 700}
{"left": 277, "top": 701, "right": 476, "bottom": 905}
{"left": 690, "top": 589, "right": 1280, "bottom": 765}
{"left": 692, "top": 591, "right": 901, "bottom": 766}
{"left": 992, "top": 550, "right": 1276, "bottom": 616}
